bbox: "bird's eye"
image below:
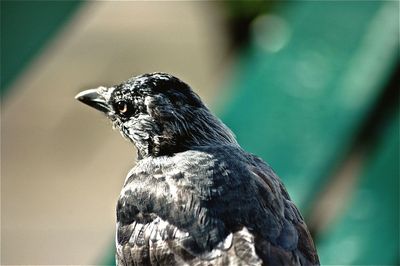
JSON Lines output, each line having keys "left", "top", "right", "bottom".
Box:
{"left": 114, "top": 101, "right": 135, "bottom": 118}
{"left": 116, "top": 101, "right": 128, "bottom": 114}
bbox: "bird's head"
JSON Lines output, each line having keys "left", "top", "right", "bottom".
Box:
{"left": 76, "top": 72, "right": 237, "bottom": 159}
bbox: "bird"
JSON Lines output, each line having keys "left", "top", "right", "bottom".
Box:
{"left": 75, "top": 72, "right": 319, "bottom": 266}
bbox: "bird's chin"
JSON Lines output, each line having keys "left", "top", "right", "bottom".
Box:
{"left": 108, "top": 117, "right": 127, "bottom": 139}
{"left": 107, "top": 114, "right": 121, "bottom": 130}
{"left": 111, "top": 118, "right": 121, "bottom": 131}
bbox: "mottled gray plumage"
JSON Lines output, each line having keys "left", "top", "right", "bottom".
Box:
{"left": 76, "top": 73, "right": 319, "bottom": 266}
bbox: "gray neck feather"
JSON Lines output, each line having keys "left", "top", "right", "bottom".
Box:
{"left": 173, "top": 108, "right": 238, "bottom": 147}
{"left": 122, "top": 107, "right": 238, "bottom": 159}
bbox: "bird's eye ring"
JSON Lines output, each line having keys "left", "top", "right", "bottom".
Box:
{"left": 116, "top": 101, "right": 128, "bottom": 114}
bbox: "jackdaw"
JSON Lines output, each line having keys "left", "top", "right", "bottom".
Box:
{"left": 76, "top": 72, "right": 319, "bottom": 265}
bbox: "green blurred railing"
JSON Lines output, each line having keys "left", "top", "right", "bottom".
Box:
{"left": 221, "top": 1, "right": 398, "bottom": 212}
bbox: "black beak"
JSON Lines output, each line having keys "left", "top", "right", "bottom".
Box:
{"left": 75, "top": 89, "right": 111, "bottom": 113}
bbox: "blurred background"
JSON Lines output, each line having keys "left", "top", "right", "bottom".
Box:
{"left": 1, "top": 1, "right": 399, "bottom": 265}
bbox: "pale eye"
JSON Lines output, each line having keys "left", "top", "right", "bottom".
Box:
{"left": 116, "top": 101, "right": 128, "bottom": 114}
{"left": 113, "top": 100, "right": 136, "bottom": 118}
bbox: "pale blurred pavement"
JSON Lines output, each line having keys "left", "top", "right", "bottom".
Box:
{"left": 1, "top": 2, "right": 232, "bottom": 264}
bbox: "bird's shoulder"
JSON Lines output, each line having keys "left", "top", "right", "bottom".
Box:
{"left": 116, "top": 146, "right": 264, "bottom": 265}
{"left": 116, "top": 145, "right": 319, "bottom": 265}
{"left": 123, "top": 145, "right": 251, "bottom": 197}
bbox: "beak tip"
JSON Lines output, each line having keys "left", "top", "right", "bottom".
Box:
{"left": 74, "top": 91, "right": 88, "bottom": 102}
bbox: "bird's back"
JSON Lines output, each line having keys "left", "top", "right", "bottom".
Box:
{"left": 116, "top": 145, "right": 319, "bottom": 265}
